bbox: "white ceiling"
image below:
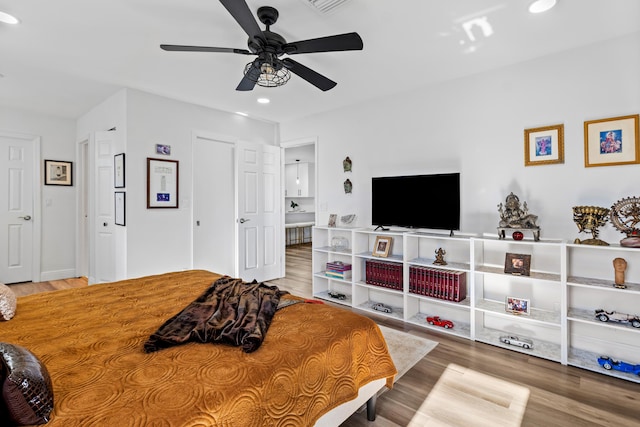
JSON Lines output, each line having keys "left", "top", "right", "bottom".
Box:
{"left": 1, "top": 0, "right": 639, "bottom": 123}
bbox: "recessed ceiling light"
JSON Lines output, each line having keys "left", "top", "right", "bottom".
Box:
{"left": 528, "top": 0, "right": 557, "bottom": 14}
{"left": 235, "top": 112, "right": 248, "bottom": 117}
{"left": 257, "top": 98, "right": 270, "bottom": 104}
{"left": 0, "top": 11, "right": 20, "bottom": 24}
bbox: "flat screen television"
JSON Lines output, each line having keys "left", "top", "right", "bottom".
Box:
{"left": 372, "top": 172, "right": 460, "bottom": 232}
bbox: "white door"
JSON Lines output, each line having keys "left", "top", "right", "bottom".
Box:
{"left": 90, "top": 131, "right": 117, "bottom": 284}
{"left": 236, "top": 142, "right": 281, "bottom": 282}
{"left": 193, "top": 136, "right": 235, "bottom": 275}
{"left": 0, "top": 133, "right": 40, "bottom": 284}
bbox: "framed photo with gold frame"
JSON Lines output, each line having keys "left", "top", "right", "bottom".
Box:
{"left": 524, "top": 124, "right": 564, "bottom": 166}
{"left": 504, "top": 253, "right": 531, "bottom": 276}
{"left": 372, "top": 236, "right": 393, "bottom": 258}
{"left": 584, "top": 114, "right": 639, "bottom": 167}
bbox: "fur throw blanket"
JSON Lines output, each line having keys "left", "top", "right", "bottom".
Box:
{"left": 144, "top": 276, "right": 285, "bottom": 353}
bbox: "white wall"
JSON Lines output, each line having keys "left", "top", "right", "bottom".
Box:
{"left": 0, "top": 107, "right": 77, "bottom": 280}
{"left": 123, "top": 89, "right": 277, "bottom": 278}
{"left": 280, "top": 32, "right": 640, "bottom": 245}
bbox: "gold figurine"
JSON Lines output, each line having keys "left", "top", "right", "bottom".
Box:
{"left": 572, "top": 206, "right": 610, "bottom": 246}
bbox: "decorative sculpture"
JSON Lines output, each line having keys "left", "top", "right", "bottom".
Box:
{"left": 610, "top": 197, "right": 640, "bottom": 247}
{"left": 343, "top": 178, "right": 352, "bottom": 194}
{"left": 572, "top": 206, "right": 610, "bottom": 245}
{"left": 343, "top": 156, "right": 352, "bottom": 172}
{"left": 497, "top": 192, "right": 540, "bottom": 241}
{"left": 613, "top": 257, "right": 627, "bottom": 289}
{"left": 433, "top": 248, "right": 447, "bottom": 266}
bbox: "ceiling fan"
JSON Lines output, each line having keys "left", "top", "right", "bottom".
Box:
{"left": 160, "top": 0, "right": 363, "bottom": 91}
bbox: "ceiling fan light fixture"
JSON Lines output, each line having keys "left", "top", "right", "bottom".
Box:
{"left": 243, "top": 60, "right": 291, "bottom": 88}
{"left": 528, "top": 0, "right": 557, "bottom": 14}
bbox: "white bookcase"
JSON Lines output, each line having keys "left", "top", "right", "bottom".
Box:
{"left": 311, "top": 226, "right": 640, "bottom": 383}
{"left": 565, "top": 243, "right": 640, "bottom": 382}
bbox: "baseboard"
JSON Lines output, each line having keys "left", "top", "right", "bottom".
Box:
{"left": 39, "top": 269, "right": 77, "bottom": 282}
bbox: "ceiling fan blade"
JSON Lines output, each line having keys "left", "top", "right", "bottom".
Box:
{"left": 219, "top": 0, "right": 263, "bottom": 42}
{"left": 236, "top": 59, "right": 261, "bottom": 91}
{"left": 283, "top": 32, "right": 363, "bottom": 55}
{"left": 160, "top": 44, "right": 252, "bottom": 55}
{"left": 282, "top": 58, "right": 336, "bottom": 91}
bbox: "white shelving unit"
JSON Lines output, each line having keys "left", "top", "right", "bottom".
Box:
{"left": 311, "top": 226, "right": 640, "bottom": 383}
{"left": 471, "top": 235, "right": 565, "bottom": 363}
{"left": 404, "top": 232, "right": 472, "bottom": 340}
{"left": 565, "top": 243, "right": 640, "bottom": 383}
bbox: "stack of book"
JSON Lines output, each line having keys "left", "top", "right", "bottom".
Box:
{"left": 408, "top": 266, "right": 467, "bottom": 302}
{"left": 325, "top": 261, "right": 352, "bottom": 280}
{"left": 365, "top": 260, "right": 403, "bottom": 291}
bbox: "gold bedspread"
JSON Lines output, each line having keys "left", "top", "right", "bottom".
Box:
{"left": 0, "top": 270, "right": 396, "bottom": 426}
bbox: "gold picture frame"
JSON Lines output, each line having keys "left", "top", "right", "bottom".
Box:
{"left": 372, "top": 236, "right": 393, "bottom": 258}
{"left": 524, "top": 124, "right": 564, "bottom": 166}
{"left": 584, "top": 114, "right": 640, "bottom": 167}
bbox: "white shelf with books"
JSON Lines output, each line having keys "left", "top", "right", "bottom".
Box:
{"left": 350, "top": 229, "right": 405, "bottom": 320}
{"left": 565, "top": 243, "right": 640, "bottom": 382}
{"left": 470, "top": 235, "right": 564, "bottom": 362}
{"left": 311, "top": 226, "right": 361, "bottom": 303}
{"left": 403, "top": 231, "right": 473, "bottom": 339}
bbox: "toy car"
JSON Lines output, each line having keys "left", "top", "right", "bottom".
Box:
{"left": 327, "top": 291, "right": 346, "bottom": 300}
{"left": 597, "top": 356, "right": 640, "bottom": 375}
{"left": 372, "top": 303, "right": 392, "bottom": 313}
{"left": 594, "top": 309, "right": 640, "bottom": 328}
{"left": 499, "top": 335, "right": 533, "bottom": 349}
{"left": 426, "top": 316, "right": 454, "bottom": 329}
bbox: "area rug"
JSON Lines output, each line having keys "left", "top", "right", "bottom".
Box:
{"left": 378, "top": 325, "right": 438, "bottom": 381}
{"left": 413, "top": 363, "right": 530, "bottom": 426}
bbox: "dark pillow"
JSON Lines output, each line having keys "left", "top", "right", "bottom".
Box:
{"left": 0, "top": 343, "right": 54, "bottom": 425}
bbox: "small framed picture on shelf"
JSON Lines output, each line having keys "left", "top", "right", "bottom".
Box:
{"left": 372, "top": 236, "right": 393, "bottom": 257}
{"left": 504, "top": 253, "right": 531, "bottom": 276}
{"left": 506, "top": 296, "right": 530, "bottom": 315}
{"left": 328, "top": 214, "right": 337, "bottom": 227}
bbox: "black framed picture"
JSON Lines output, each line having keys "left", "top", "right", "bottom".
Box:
{"left": 44, "top": 160, "right": 73, "bottom": 186}
{"left": 114, "top": 153, "right": 125, "bottom": 188}
{"left": 504, "top": 253, "right": 531, "bottom": 276}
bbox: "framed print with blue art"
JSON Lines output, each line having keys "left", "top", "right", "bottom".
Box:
{"left": 524, "top": 124, "right": 564, "bottom": 166}
{"left": 147, "top": 157, "right": 179, "bottom": 208}
{"left": 584, "top": 114, "right": 639, "bottom": 167}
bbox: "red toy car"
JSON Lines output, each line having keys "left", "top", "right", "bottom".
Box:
{"left": 426, "top": 316, "right": 454, "bottom": 329}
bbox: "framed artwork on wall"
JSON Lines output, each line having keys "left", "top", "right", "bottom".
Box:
{"left": 147, "top": 158, "right": 179, "bottom": 208}
{"left": 524, "top": 124, "right": 564, "bottom": 166}
{"left": 584, "top": 114, "right": 639, "bottom": 167}
{"left": 115, "top": 192, "right": 126, "bottom": 226}
{"left": 114, "top": 153, "right": 125, "bottom": 188}
{"left": 44, "top": 160, "right": 73, "bottom": 186}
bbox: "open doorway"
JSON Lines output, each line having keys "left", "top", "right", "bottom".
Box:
{"left": 281, "top": 138, "right": 316, "bottom": 281}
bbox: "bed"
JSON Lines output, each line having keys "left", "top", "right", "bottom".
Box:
{"left": 0, "top": 270, "right": 396, "bottom": 426}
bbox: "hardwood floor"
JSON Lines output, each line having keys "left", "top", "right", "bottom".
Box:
{"left": 10, "top": 244, "right": 639, "bottom": 426}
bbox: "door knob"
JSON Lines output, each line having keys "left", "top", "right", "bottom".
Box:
{"left": 19, "top": 215, "right": 32, "bottom": 221}
{"left": 238, "top": 218, "right": 250, "bottom": 224}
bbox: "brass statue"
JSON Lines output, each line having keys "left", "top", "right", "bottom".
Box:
{"left": 433, "top": 248, "right": 447, "bottom": 266}
{"left": 572, "top": 206, "right": 609, "bottom": 245}
{"left": 497, "top": 192, "right": 540, "bottom": 241}
{"left": 610, "top": 196, "right": 640, "bottom": 247}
